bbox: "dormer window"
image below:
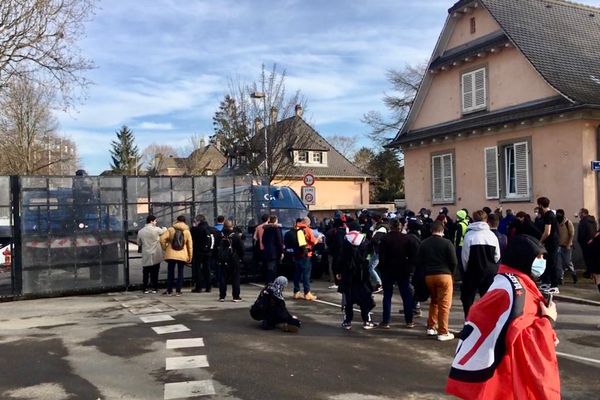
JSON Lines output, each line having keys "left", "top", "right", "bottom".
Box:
{"left": 312, "top": 152, "right": 323, "bottom": 164}
{"left": 298, "top": 151, "right": 308, "bottom": 163}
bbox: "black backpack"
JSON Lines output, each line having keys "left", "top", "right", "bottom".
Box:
{"left": 250, "top": 287, "right": 269, "bottom": 321}
{"left": 217, "top": 232, "right": 235, "bottom": 266}
{"left": 288, "top": 227, "right": 308, "bottom": 258}
{"left": 171, "top": 229, "right": 185, "bottom": 251}
{"left": 200, "top": 227, "right": 217, "bottom": 253}
{"left": 347, "top": 242, "right": 367, "bottom": 277}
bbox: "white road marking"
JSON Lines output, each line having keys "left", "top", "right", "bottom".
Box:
{"left": 167, "top": 338, "right": 205, "bottom": 349}
{"left": 130, "top": 305, "right": 175, "bottom": 315}
{"left": 557, "top": 351, "right": 600, "bottom": 365}
{"left": 164, "top": 380, "right": 216, "bottom": 399}
{"left": 166, "top": 355, "right": 209, "bottom": 370}
{"left": 152, "top": 324, "right": 190, "bottom": 335}
{"left": 140, "top": 315, "right": 175, "bottom": 323}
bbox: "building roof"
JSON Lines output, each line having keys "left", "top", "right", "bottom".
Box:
{"left": 480, "top": 0, "right": 600, "bottom": 104}
{"left": 429, "top": 30, "right": 509, "bottom": 70}
{"left": 221, "top": 116, "right": 371, "bottom": 179}
{"left": 161, "top": 144, "right": 226, "bottom": 173}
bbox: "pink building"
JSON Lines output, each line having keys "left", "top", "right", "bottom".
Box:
{"left": 389, "top": 0, "right": 600, "bottom": 218}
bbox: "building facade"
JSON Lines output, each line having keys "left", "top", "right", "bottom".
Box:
{"left": 390, "top": 0, "right": 600, "bottom": 218}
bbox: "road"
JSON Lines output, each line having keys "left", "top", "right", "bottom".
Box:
{"left": 0, "top": 280, "right": 599, "bottom": 399}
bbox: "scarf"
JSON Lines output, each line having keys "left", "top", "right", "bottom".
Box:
{"left": 267, "top": 276, "right": 288, "bottom": 300}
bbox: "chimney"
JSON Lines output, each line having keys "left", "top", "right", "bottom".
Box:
{"left": 295, "top": 104, "right": 303, "bottom": 117}
{"left": 254, "top": 117, "right": 261, "bottom": 133}
{"left": 270, "top": 107, "right": 278, "bottom": 124}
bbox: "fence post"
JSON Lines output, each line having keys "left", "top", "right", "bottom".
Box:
{"left": 122, "top": 176, "right": 129, "bottom": 289}
{"left": 10, "top": 176, "right": 22, "bottom": 296}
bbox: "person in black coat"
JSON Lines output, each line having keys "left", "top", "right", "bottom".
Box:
{"left": 251, "top": 276, "right": 301, "bottom": 332}
{"left": 190, "top": 215, "right": 217, "bottom": 293}
{"left": 262, "top": 215, "right": 284, "bottom": 283}
{"left": 217, "top": 220, "right": 245, "bottom": 302}
{"left": 577, "top": 208, "right": 597, "bottom": 278}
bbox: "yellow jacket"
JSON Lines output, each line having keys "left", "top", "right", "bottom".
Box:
{"left": 160, "top": 222, "right": 193, "bottom": 263}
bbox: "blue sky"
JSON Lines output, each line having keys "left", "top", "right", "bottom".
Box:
{"left": 56, "top": 0, "right": 600, "bottom": 174}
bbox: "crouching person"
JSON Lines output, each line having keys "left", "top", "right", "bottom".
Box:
{"left": 250, "top": 276, "right": 301, "bottom": 333}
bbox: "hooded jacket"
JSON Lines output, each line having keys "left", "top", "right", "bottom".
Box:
{"left": 454, "top": 210, "right": 469, "bottom": 248}
{"left": 461, "top": 221, "right": 500, "bottom": 273}
{"left": 160, "top": 221, "right": 193, "bottom": 263}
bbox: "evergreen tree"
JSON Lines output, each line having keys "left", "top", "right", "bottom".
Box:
{"left": 109, "top": 125, "right": 141, "bottom": 174}
{"left": 369, "top": 149, "right": 404, "bottom": 202}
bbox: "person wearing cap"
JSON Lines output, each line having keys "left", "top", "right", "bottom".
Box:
{"left": 447, "top": 234, "right": 560, "bottom": 399}
{"left": 438, "top": 207, "right": 455, "bottom": 241}
{"left": 454, "top": 209, "right": 469, "bottom": 276}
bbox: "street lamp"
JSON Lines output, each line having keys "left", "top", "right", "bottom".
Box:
{"left": 250, "top": 91, "right": 269, "bottom": 181}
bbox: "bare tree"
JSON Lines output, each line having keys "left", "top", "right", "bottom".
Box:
{"left": 0, "top": 77, "right": 77, "bottom": 174}
{"left": 213, "top": 64, "right": 309, "bottom": 183}
{"left": 142, "top": 143, "right": 178, "bottom": 176}
{"left": 362, "top": 63, "right": 426, "bottom": 145}
{"left": 326, "top": 135, "right": 358, "bottom": 160}
{"left": 0, "top": 0, "right": 95, "bottom": 107}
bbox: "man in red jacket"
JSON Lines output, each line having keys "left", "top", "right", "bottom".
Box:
{"left": 446, "top": 234, "right": 560, "bottom": 400}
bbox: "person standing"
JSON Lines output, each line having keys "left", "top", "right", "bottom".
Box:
{"left": 253, "top": 214, "right": 269, "bottom": 280}
{"left": 137, "top": 215, "right": 167, "bottom": 294}
{"left": 292, "top": 217, "right": 318, "bottom": 301}
{"left": 378, "top": 218, "right": 416, "bottom": 328}
{"left": 460, "top": 210, "right": 500, "bottom": 318}
{"left": 214, "top": 215, "right": 225, "bottom": 232}
{"left": 325, "top": 218, "right": 347, "bottom": 289}
{"left": 216, "top": 220, "right": 245, "bottom": 302}
{"left": 537, "top": 197, "right": 560, "bottom": 291}
{"left": 488, "top": 213, "right": 508, "bottom": 256}
{"left": 160, "top": 215, "right": 193, "bottom": 296}
{"left": 416, "top": 221, "right": 457, "bottom": 341}
{"left": 190, "top": 215, "right": 218, "bottom": 293}
{"left": 454, "top": 210, "right": 469, "bottom": 275}
{"left": 447, "top": 235, "right": 560, "bottom": 399}
{"left": 577, "top": 208, "right": 597, "bottom": 279}
{"left": 337, "top": 222, "right": 376, "bottom": 330}
{"left": 368, "top": 214, "right": 387, "bottom": 294}
{"left": 556, "top": 209, "right": 577, "bottom": 284}
{"left": 262, "top": 215, "right": 284, "bottom": 283}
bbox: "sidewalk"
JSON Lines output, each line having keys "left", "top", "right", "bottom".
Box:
{"left": 554, "top": 277, "right": 600, "bottom": 306}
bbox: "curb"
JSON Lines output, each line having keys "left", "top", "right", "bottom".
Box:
{"left": 555, "top": 294, "right": 600, "bottom": 307}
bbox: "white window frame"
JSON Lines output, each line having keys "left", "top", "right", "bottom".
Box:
{"left": 311, "top": 151, "right": 322, "bottom": 164}
{"left": 461, "top": 67, "right": 487, "bottom": 114}
{"left": 297, "top": 151, "right": 308, "bottom": 163}
{"left": 487, "top": 140, "right": 531, "bottom": 201}
{"left": 431, "top": 152, "right": 454, "bottom": 204}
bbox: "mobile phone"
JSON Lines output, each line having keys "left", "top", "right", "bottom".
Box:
{"left": 544, "top": 292, "right": 553, "bottom": 306}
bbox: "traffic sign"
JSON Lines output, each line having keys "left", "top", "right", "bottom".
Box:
{"left": 303, "top": 173, "right": 315, "bottom": 186}
{"left": 301, "top": 186, "right": 316, "bottom": 205}
{"left": 592, "top": 161, "right": 600, "bottom": 172}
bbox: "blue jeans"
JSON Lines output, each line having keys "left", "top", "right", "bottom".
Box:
{"left": 382, "top": 275, "right": 414, "bottom": 324}
{"left": 369, "top": 253, "right": 382, "bottom": 286}
{"left": 293, "top": 257, "right": 311, "bottom": 294}
{"left": 167, "top": 260, "right": 185, "bottom": 293}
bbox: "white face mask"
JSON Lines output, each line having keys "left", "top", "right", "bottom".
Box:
{"left": 531, "top": 257, "right": 547, "bottom": 278}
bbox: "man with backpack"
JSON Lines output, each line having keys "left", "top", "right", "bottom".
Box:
{"left": 160, "top": 215, "right": 193, "bottom": 296}
{"left": 261, "top": 215, "right": 284, "bottom": 283}
{"left": 190, "top": 214, "right": 218, "bottom": 293}
{"left": 337, "top": 221, "right": 376, "bottom": 330}
{"left": 325, "top": 218, "right": 347, "bottom": 289}
{"left": 291, "top": 217, "right": 318, "bottom": 301}
{"left": 216, "top": 220, "right": 245, "bottom": 302}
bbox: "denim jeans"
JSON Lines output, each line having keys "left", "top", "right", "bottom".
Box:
{"left": 368, "top": 253, "right": 382, "bottom": 286}
{"left": 557, "top": 246, "right": 575, "bottom": 277}
{"left": 382, "top": 274, "right": 414, "bottom": 324}
{"left": 293, "top": 257, "right": 311, "bottom": 294}
{"left": 166, "top": 260, "right": 185, "bottom": 293}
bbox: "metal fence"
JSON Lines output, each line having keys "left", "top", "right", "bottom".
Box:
{"left": 0, "top": 175, "right": 261, "bottom": 299}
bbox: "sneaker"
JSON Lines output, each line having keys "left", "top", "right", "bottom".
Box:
{"left": 151, "top": 290, "right": 157, "bottom": 294}
{"left": 426, "top": 328, "right": 438, "bottom": 336}
{"left": 281, "top": 323, "right": 299, "bottom": 333}
{"left": 232, "top": 298, "right": 243, "bottom": 302}
{"left": 143, "top": 290, "right": 150, "bottom": 294}
{"left": 378, "top": 322, "right": 391, "bottom": 329}
{"left": 406, "top": 322, "right": 415, "bottom": 329}
{"left": 328, "top": 284, "right": 338, "bottom": 289}
{"left": 162, "top": 291, "right": 172, "bottom": 296}
{"left": 341, "top": 321, "right": 352, "bottom": 330}
{"left": 373, "top": 284, "right": 383, "bottom": 294}
{"left": 413, "top": 309, "right": 422, "bottom": 318}
{"left": 219, "top": 298, "right": 225, "bottom": 302}
{"left": 304, "top": 292, "right": 317, "bottom": 301}
{"left": 572, "top": 272, "right": 578, "bottom": 284}
{"left": 363, "top": 321, "right": 377, "bottom": 330}
{"left": 293, "top": 291, "right": 304, "bottom": 300}
{"left": 175, "top": 292, "right": 181, "bottom": 297}
{"left": 437, "top": 333, "right": 455, "bottom": 342}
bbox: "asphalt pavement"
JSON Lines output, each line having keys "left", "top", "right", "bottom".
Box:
{"left": 0, "top": 280, "right": 599, "bottom": 400}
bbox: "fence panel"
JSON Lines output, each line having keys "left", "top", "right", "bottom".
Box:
{"left": 0, "top": 177, "right": 13, "bottom": 296}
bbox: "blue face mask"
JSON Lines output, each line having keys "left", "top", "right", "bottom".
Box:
{"left": 531, "top": 257, "right": 547, "bottom": 278}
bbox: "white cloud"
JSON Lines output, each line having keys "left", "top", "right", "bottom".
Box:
{"left": 137, "top": 122, "right": 175, "bottom": 130}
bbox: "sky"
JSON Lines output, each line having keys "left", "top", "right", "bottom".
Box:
{"left": 55, "top": 0, "right": 600, "bottom": 174}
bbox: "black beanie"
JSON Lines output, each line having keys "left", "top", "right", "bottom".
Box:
{"left": 502, "top": 234, "right": 547, "bottom": 275}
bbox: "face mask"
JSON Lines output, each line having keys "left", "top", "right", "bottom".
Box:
{"left": 531, "top": 257, "right": 547, "bottom": 278}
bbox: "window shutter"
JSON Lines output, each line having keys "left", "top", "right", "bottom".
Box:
{"left": 484, "top": 146, "right": 499, "bottom": 199}
{"left": 462, "top": 73, "right": 473, "bottom": 112}
{"left": 442, "top": 154, "right": 453, "bottom": 201}
{"left": 474, "top": 68, "right": 486, "bottom": 109}
{"left": 514, "top": 141, "right": 529, "bottom": 197}
{"left": 432, "top": 156, "right": 443, "bottom": 202}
